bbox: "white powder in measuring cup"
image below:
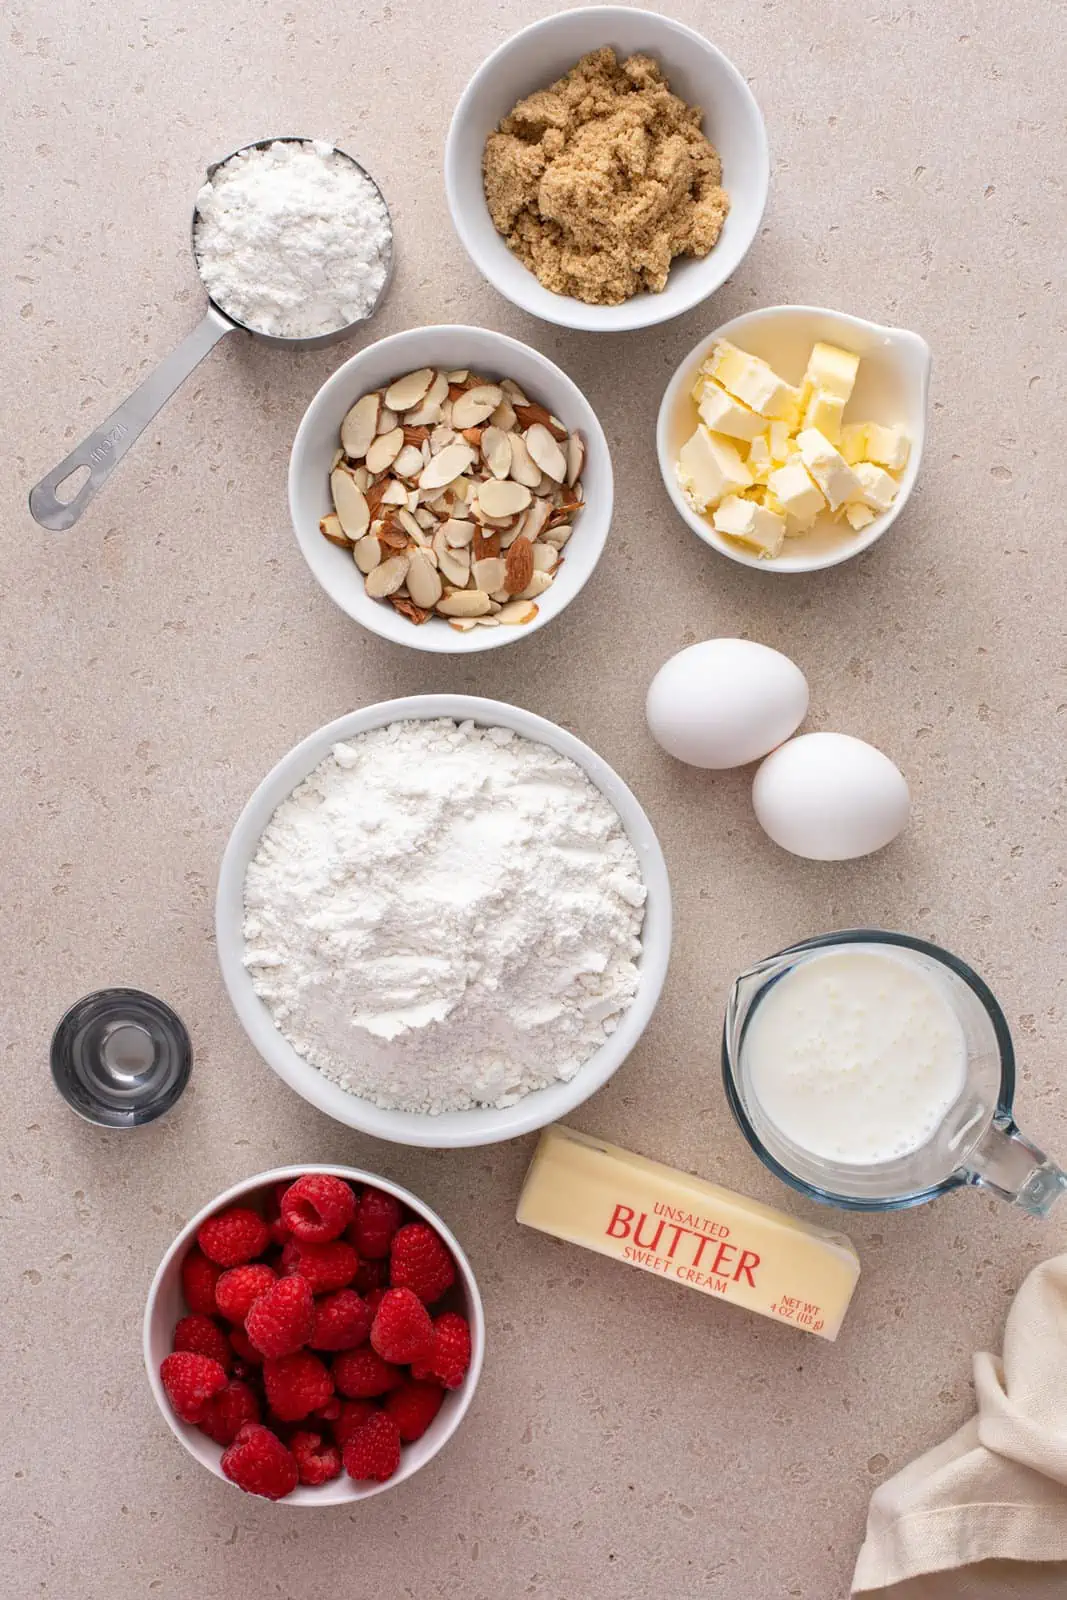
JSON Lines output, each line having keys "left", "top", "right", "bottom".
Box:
{"left": 242, "top": 719, "right": 648, "bottom": 1115}
{"left": 193, "top": 140, "right": 391, "bottom": 338}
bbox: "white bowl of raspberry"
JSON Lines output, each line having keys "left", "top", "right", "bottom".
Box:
{"left": 143, "top": 1165, "right": 485, "bottom": 1504}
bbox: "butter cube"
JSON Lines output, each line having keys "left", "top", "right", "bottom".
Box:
{"left": 768, "top": 460, "right": 826, "bottom": 535}
{"left": 697, "top": 381, "right": 766, "bottom": 441}
{"left": 802, "top": 387, "right": 845, "bottom": 445}
{"left": 845, "top": 502, "right": 876, "bottom": 531}
{"left": 746, "top": 433, "right": 773, "bottom": 483}
{"left": 713, "top": 493, "right": 787, "bottom": 557}
{"left": 863, "top": 422, "right": 910, "bottom": 472}
{"left": 796, "top": 428, "right": 864, "bottom": 510}
{"left": 840, "top": 422, "right": 868, "bottom": 465}
{"left": 852, "top": 461, "right": 899, "bottom": 512}
{"left": 709, "top": 341, "right": 803, "bottom": 422}
{"left": 803, "top": 341, "right": 860, "bottom": 402}
{"left": 769, "top": 420, "right": 792, "bottom": 463}
{"left": 676, "top": 425, "right": 752, "bottom": 513}
{"left": 517, "top": 1125, "right": 861, "bottom": 1341}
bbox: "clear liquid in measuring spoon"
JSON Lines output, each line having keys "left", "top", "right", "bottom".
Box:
{"left": 745, "top": 947, "right": 968, "bottom": 1166}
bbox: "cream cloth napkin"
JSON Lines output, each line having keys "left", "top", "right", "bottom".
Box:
{"left": 853, "top": 1252, "right": 1067, "bottom": 1597}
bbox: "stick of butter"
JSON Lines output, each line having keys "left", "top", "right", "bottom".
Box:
{"left": 517, "top": 1125, "right": 860, "bottom": 1341}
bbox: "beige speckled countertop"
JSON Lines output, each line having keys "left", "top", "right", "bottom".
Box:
{"left": 3, "top": 2, "right": 1066, "bottom": 1596}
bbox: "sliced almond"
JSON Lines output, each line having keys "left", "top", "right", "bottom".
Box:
{"left": 496, "top": 599, "right": 539, "bottom": 625}
{"left": 378, "top": 523, "right": 410, "bottom": 551}
{"left": 472, "top": 528, "right": 501, "bottom": 561}
{"left": 542, "top": 521, "right": 573, "bottom": 547}
{"left": 526, "top": 423, "right": 567, "bottom": 482}
{"left": 472, "top": 556, "right": 507, "bottom": 593}
{"left": 403, "top": 370, "right": 449, "bottom": 425}
{"left": 406, "top": 550, "right": 444, "bottom": 609}
{"left": 449, "top": 618, "right": 478, "bottom": 632}
{"left": 532, "top": 542, "right": 558, "bottom": 572}
{"left": 380, "top": 478, "right": 409, "bottom": 505}
{"left": 504, "top": 534, "right": 534, "bottom": 595}
{"left": 517, "top": 569, "right": 554, "bottom": 600}
{"left": 481, "top": 426, "right": 512, "bottom": 480}
{"left": 364, "top": 553, "right": 410, "bottom": 598}
{"left": 566, "top": 432, "right": 585, "bottom": 487}
{"left": 499, "top": 521, "right": 523, "bottom": 549}
{"left": 376, "top": 404, "right": 397, "bottom": 434}
{"left": 413, "top": 507, "right": 437, "bottom": 531}
{"left": 365, "top": 427, "right": 404, "bottom": 475}
{"left": 474, "top": 616, "right": 500, "bottom": 627}
{"left": 419, "top": 441, "right": 476, "bottom": 491}
{"left": 331, "top": 468, "right": 370, "bottom": 539}
{"left": 445, "top": 369, "right": 469, "bottom": 384}
{"left": 500, "top": 378, "right": 529, "bottom": 405}
{"left": 514, "top": 403, "right": 568, "bottom": 442}
{"left": 434, "top": 527, "right": 471, "bottom": 587}
{"left": 331, "top": 446, "right": 345, "bottom": 470}
{"left": 389, "top": 595, "right": 431, "bottom": 625}
{"left": 460, "top": 426, "right": 484, "bottom": 448}
{"left": 436, "top": 589, "right": 492, "bottom": 617}
{"left": 441, "top": 518, "right": 475, "bottom": 547}
{"left": 340, "top": 393, "right": 380, "bottom": 459}
{"left": 430, "top": 424, "right": 457, "bottom": 453}
{"left": 520, "top": 496, "right": 551, "bottom": 542}
{"left": 384, "top": 368, "right": 435, "bottom": 412}
{"left": 319, "top": 513, "right": 351, "bottom": 549}
{"left": 477, "top": 478, "right": 532, "bottom": 518}
{"left": 451, "top": 384, "right": 504, "bottom": 430}
{"left": 490, "top": 397, "right": 517, "bottom": 432}
{"left": 507, "top": 432, "right": 543, "bottom": 489}
{"left": 392, "top": 443, "right": 425, "bottom": 479}
{"left": 396, "top": 508, "right": 426, "bottom": 542}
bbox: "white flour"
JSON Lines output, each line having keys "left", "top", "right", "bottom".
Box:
{"left": 193, "top": 140, "right": 390, "bottom": 338}
{"left": 243, "top": 719, "right": 647, "bottom": 1114}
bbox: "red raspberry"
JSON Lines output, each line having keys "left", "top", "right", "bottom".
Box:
{"left": 332, "top": 1347, "right": 404, "bottom": 1399}
{"left": 181, "top": 1248, "right": 222, "bottom": 1316}
{"left": 280, "top": 1175, "right": 356, "bottom": 1244}
{"left": 342, "top": 1411, "right": 401, "bottom": 1483}
{"left": 229, "top": 1326, "right": 263, "bottom": 1366}
{"left": 370, "top": 1288, "right": 434, "bottom": 1365}
{"left": 353, "top": 1255, "right": 388, "bottom": 1294}
{"left": 281, "top": 1238, "right": 358, "bottom": 1294}
{"left": 389, "top": 1223, "right": 456, "bottom": 1304}
{"left": 385, "top": 1380, "right": 445, "bottom": 1442}
{"left": 173, "top": 1313, "right": 233, "bottom": 1372}
{"left": 289, "top": 1429, "right": 343, "bottom": 1486}
{"left": 160, "top": 1351, "right": 228, "bottom": 1423}
{"left": 215, "top": 1264, "right": 276, "bottom": 1323}
{"left": 268, "top": 1217, "right": 290, "bottom": 1247}
{"left": 411, "top": 1312, "right": 472, "bottom": 1390}
{"left": 221, "top": 1423, "right": 298, "bottom": 1500}
{"left": 351, "top": 1187, "right": 404, "bottom": 1259}
{"left": 364, "top": 1287, "right": 387, "bottom": 1316}
{"left": 311, "top": 1396, "right": 342, "bottom": 1424}
{"left": 309, "top": 1290, "right": 372, "bottom": 1352}
{"left": 332, "top": 1399, "right": 379, "bottom": 1449}
{"left": 244, "top": 1274, "right": 314, "bottom": 1358}
{"left": 198, "top": 1378, "right": 260, "bottom": 1446}
{"left": 263, "top": 1351, "right": 334, "bottom": 1422}
{"left": 197, "top": 1206, "right": 270, "bottom": 1267}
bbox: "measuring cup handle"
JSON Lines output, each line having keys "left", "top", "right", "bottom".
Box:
{"left": 28, "top": 308, "right": 234, "bottom": 531}
{"left": 963, "top": 1114, "right": 1067, "bottom": 1217}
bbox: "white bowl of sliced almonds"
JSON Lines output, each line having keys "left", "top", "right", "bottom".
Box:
{"left": 289, "top": 325, "right": 612, "bottom": 651}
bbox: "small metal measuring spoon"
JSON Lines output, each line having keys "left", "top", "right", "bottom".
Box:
{"left": 29, "top": 136, "right": 394, "bottom": 532}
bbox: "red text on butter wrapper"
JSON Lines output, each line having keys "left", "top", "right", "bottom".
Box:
{"left": 605, "top": 1203, "right": 761, "bottom": 1291}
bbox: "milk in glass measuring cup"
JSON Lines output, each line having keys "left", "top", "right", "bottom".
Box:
{"left": 722, "top": 930, "right": 1067, "bottom": 1215}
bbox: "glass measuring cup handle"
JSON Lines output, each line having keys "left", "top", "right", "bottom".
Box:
{"left": 962, "top": 1114, "right": 1067, "bottom": 1217}
{"left": 28, "top": 307, "right": 234, "bottom": 531}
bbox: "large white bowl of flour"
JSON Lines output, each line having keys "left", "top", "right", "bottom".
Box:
{"left": 217, "top": 696, "right": 671, "bottom": 1147}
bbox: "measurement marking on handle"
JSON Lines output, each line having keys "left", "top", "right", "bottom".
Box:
{"left": 88, "top": 422, "right": 130, "bottom": 465}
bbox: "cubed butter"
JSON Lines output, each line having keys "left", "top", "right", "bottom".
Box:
{"left": 852, "top": 460, "right": 899, "bottom": 511}
{"left": 840, "top": 422, "right": 868, "bottom": 465}
{"left": 768, "top": 459, "right": 826, "bottom": 534}
{"left": 676, "top": 425, "right": 752, "bottom": 513}
{"left": 713, "top": 493, "right": 787, "bottom": 556}
{"left": 746, "top": 433, "right": 773, "bottom": 483}
{"left": 845, "top": 502, "right": 876, "bottom": 531}
{"left": 802, "top": 387, "right": 845, "bottom": 444}
{"left": 709, "top": 341, "right": 803, "bottom": 423}
{"left": 517, "top": 1125, "right": 860, "bottom": 1341}
{"left": 769, "top": 420, "right": 793, "bottom": 462}
{"left": 796, "top": 427, "right": 864, "bottom": 510}
{"left": 697, "top": 381, "right": 766, "bottom": 441}
{"left": 863, "top": 421, "right": 910, "bottom": 472}
{"left": 803, "top": 341, "right": 860, "bottom": 402}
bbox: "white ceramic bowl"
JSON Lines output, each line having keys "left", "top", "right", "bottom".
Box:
{"left": 143, "top": 1164, "right": 485, "bottom": 1505}
{"left": 289, "top": 325, "right": 613, "bottom": 653}
{"left": 444, "top": 7, "right": 768, "bottom": 332}
{"left": 217, "top": 695, "right": 672, "bottom": 1147}
{"left": 657, "top": 305, "right": 932, "bottom": 573}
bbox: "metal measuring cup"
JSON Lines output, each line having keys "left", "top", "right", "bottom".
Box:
{"left": 29, "top": 136, "right": 394, "bottom": 531}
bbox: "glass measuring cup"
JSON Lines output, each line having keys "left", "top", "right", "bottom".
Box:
{"left": 722, "top": 929, "right": 1067, "bottom": 1215}
{"left": 28, "top": 136, "right": 393, "bottom": 531}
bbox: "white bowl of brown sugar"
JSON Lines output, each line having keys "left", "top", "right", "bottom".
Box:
{"left": 444, "top": 7, "right": 768, "bottom": 333}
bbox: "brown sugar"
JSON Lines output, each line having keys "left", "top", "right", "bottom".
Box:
{"left": 482, "top": 48, "right": 729, "bottom": 306}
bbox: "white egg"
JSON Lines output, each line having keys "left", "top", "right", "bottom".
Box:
{"left": 752, "top": 732, "right": 910, "bottom": 860}
{"left": 646, "top": 639, "right": 809, "bottom": 770}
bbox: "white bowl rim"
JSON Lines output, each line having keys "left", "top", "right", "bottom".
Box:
{"left": 655, "top": 303, "right": 932, "bottom": 573}
{"left": 216, "top": 695, "right": 672, "bottom": 1147}
{"left": 143, "top": 1162, "right": 486, "bottom": 1505}
{"left": 443, "top": 6, "right": 770, "bottom": 332}
{"left": 288, "top": 324, "right": 614, "bottom": 654}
